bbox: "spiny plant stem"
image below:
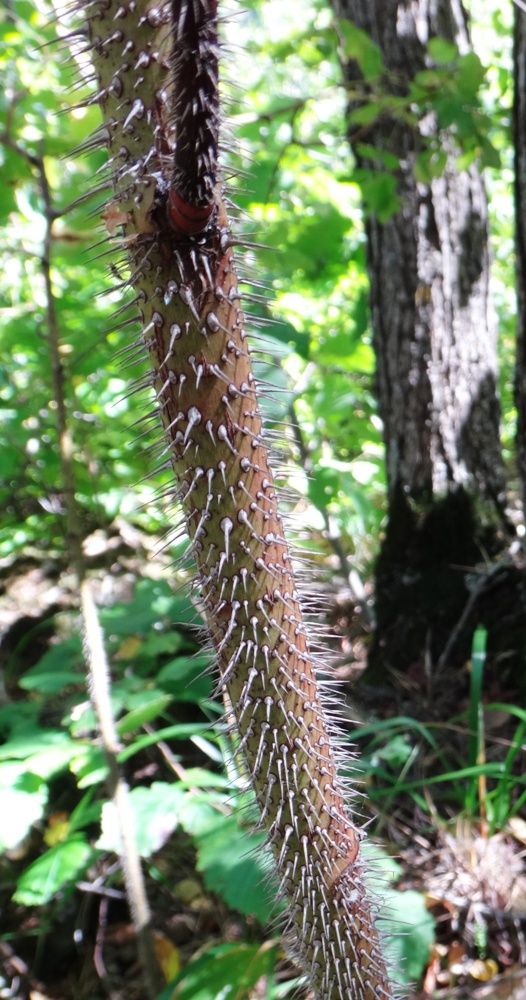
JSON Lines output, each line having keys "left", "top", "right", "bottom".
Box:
{"left": 75, "top": 1, "right": 395, "bottom": 996}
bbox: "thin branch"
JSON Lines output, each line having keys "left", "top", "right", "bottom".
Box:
{"left": 2, "top": 128, "right": 163, "bottom": 999}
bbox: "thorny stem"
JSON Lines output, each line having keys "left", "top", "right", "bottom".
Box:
{"left": 77, "top": 1, "right": 396, "bottom": 996}
{"left": 5, "top": 135, "right": 163, "bottom": 999}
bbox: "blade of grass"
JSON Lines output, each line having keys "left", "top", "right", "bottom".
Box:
{"left": 371, "top": 762, "right": 521, "bottom": 798}
{"left": 485, "top": 703, "right": 526, "bottom": 832}
{"left": 466, "top": 626, "right": 487, "bottom": 817}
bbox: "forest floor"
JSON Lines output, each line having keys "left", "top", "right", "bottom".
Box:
{"left": 1, "top": 522, "right": 525, "bottom": 1000}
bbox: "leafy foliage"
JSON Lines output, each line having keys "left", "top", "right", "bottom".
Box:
{"left": 0, "top": 1, "right": 524, "bottom": 998}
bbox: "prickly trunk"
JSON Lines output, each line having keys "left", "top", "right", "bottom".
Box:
{"left": 79, "top": 2, "right": 393, "bottom": 997}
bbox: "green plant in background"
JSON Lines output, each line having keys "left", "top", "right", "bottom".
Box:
{"left": 346, "top": 626, "right": 526, "bottom": 836}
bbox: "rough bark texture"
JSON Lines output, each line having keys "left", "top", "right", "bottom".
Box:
{"left": 332, "top": 0, "right": 510, "bottom": 678}
{"left": 514, "top": 6, "right": 526, "bottom": 512}
{"left": 333, "top": 0, "right": 504, "bottom": 503}
{"left": 77, "top": 2, "right": 395, "bottom": 997}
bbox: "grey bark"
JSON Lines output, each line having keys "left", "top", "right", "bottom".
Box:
{"left": 514, "top": 6, "right": 526, "bottom": 512}
{"left": 332, "top": 0, "right": 505, "bottom": 508}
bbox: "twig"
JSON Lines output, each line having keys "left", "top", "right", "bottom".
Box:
{"left": 1, "top": 129, "right": 163, "bottom": 999}
{"left": 436, "top": 559, "right": 510, "bottom": 673}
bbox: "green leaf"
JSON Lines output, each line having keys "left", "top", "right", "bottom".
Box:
{"left": 157, "top": 942, "right": 278, "bottom": 1000}
{"left": 14, "top": 836, "right": 94, "bottom": 906}
{"left": 308, "top": 466, "right": 340, "bottom": 510}
{"left": 413, "top": 68, "right": 446, "bottom": 92}
{"left": 349, "top": 101, "right": 384, "bottom": 127}
{"left": 415, "top": 148, "right": 448, "bottom": 183}
{"left": 427, "top": 37, "right": 458, "bottom": 64}
{"left": 117, "top": 722, "right": 210, "bottom": 762}
{"left": 381, "top": 889, "right": 435, "bottom": 983}
{"left": 190, "top": 811, "right": 278, "bottom": 923}
{"left": 19, "top": 637, "right": 83, "bottom": 693}
{"left": 339, "top": 22, "right": 385, "bottom": 81}
{"left": 356, "top": 143, "right": 400, "bottom": 171}
{"left": 141, "top": 631, "right": 184, "bottom": 657}
{"left": 157, "top": 653, "right": 213, "bottom": 703}
{"left": 97, "top": 782, "right": 185, "bottom": 857}
{"left": 0, "top": 729, "right": 79, "bottom": 779}
{"left": 70, "top": 745, "right": 108, "bottom": 789}
{"left": 456, "top": 52, "right": 485, "bottom": 100}
{"left": 0, "top": 765, "right": 48, "bottom": 851}
{"left": 116, "top": 692, "right": 173, "bottom": 735}
{"left": 173, "top": 768, "right": 229, "bottom": 789}
{"left": 356, "top": 171, "right": 400, "bottom": 222}
{"left": 100, "top": 580, "right": 200, "bottom": 638}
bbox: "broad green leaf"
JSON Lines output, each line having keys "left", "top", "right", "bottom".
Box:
{"left": 356, "top": 143, "right": 400, "bottom": 171}
{"left": 427, "top": 37, "right": 458, "bottom": 64}
{"left": 157, "top": 942, "right": 278, "bottom": 1000}
{"left": 19, "top": 637, "right": 83, "bottom": 693}
{"left": 100, "top": 581, "right": 200, "bottom": 638}
{"left": 457, "top": 52, "right": 485, "bottom": 100}
{"left": 157, "top": 654, "right": 213, "bottom": 703}
{"left": 69, "top": 745, "right": 108, "bottom": 789}
{"left": 177, "top": 791, "right": 278, "bottom": 921}
{"left": 415, "top": 148, "right": 448, "bottom": 183}
{"left": 192, "top": 813, "right": 278, "bottom": 923}
{"left": 0, "top": 766, "right": 47, "bottom": 851}
{"left": 14, "top": 836, "right": 94, "bottom": 906}
{"left": 97, "top": 782, "right": 185, "bottom": 857}
{"left": 339, "top": 22, "right": 385, "bottom": 81}
{"left": 174, "top": 768, "right": 230, "bottom": 789}
{"left": 0, "top": 729, "right": 79, "bottom": 779}
{"left": 381, "top": 889, "right": 435, "bottom": 983}
{"left": 349, "top": 101, "right": 384, "bottom": 127}
{"left": 356, "top": 171, "right": 400, "bottom": 222}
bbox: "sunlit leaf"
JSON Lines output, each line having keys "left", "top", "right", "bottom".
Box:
{"left": 14, "top": 837, "right": 94, "bottom": 906}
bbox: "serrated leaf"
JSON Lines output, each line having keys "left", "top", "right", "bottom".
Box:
{"left": 192, "top": 813, "right": 278, "bottom": 923}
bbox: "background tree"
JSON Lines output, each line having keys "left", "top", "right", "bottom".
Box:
{"left": 330, "top": 0, "right": 520, "bottom": 685}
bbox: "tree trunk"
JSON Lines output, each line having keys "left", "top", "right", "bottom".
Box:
{"left": 331, "top": 0, "right": 514, "bottom": 685}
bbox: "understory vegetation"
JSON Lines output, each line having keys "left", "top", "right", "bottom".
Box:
{"left": 0, "top": 1, "right": 525, "bottom": 998}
